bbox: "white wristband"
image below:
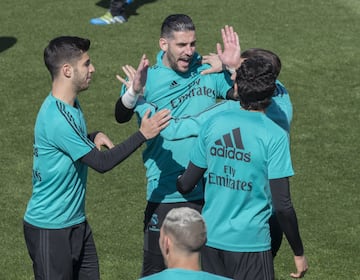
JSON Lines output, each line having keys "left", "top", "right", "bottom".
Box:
{"left": 225, "top": 65, "right": 236, "bottom": 74}
{"left": 122, "top": 86, "right": 140, "bottom": 109}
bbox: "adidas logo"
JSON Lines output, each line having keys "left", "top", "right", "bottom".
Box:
{"left": 210, "top": 128, "right": 251, "bottom": 162}
{"left": 170, "top": 80, "right": 179, "bottom": 89}
{"left": 214, "top": 128, "right": 244, "bottom": 149}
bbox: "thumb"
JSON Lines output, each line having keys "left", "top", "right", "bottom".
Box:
{"left": 143, "top": 109, "right": 151, "bottom": 119}
{"left": 290, "top": 271, "right": 305, "bottom": 278}
{"left": 200, "top": 69, "right": 212, "bottom": 75}
{"left": 216, "top": 42, "right": 223, "bottom": 56}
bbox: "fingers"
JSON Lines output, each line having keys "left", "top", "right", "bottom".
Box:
{"left": 290, "top": 255, "right": 308, "bottom": 278}
{"left": 222, "top": 25, "right": 235, "bottom": 44}
{"left": 137, "top": 54, "right": 149, "bottom": 71}
{"left": 116, "top": 74, "right": 127, "bottom": 84}
{"left": 290, "top": 270, "right": 307, "bottom": 278}
{"left": 200, "top": 69, "right": 214, "bottom": 75}
{"left": 116, "top": 64, "right": 137, "bottom": 89}
{"left": 152, "top": 109, "right": 171, "bottom": 125}
{"left": 216, "top": 42, "right": 223, "bottom": 56}
{"left": 94, "top": 132, "right": 115, "bottom": 150}
{"left": 122, "top": 65, "right": 136, "bottom": 79}
{"left": 142, "top": 109, "right": 151, "bottom": 120}
{"left": 140, "top": 109, "right": 171, "bottom": 140}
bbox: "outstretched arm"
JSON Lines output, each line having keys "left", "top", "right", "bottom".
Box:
{"left": 82, "top": 109, "right": 170, "bottom": 173}
{"left": 160, "top": 101, "right": 232, "bottom": 141}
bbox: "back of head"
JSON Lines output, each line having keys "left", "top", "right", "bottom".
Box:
{"left": 162, "top": 207, "right": 206, "bottom": 253}
{"left": 44, "top": 36, "right": 90, "bottom": 80}
{"left": 241, "top": 48, "right": 281, "bottom": 78}
{"left": 236, "top": 56, "right": 276, "bottom": 111}
{"left": 160, "top": 14, "right": 195, "bottom": 39}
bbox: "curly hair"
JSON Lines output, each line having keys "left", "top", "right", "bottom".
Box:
{"left": 236, "top": 56, "right": 276, "bottom": 111}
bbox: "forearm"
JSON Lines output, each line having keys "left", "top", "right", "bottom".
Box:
{"left": 270, "top": 178, "right": 304, "bottom": 256}
{"left": 226, "top": 87, "right": 238, "bottom": 100}
{"left": 81, "top": 131, "right": 146, "bottom": 173}
{"left": 115, "top": 96, "right": 135, "bottom": 123}
{"left": 176, "top": 162, "right": 206, "bottom": 194}
{"left": 161, "top": 117, "right": 201, "bottom": 140}
{"left": 276, "top": 205, "right": 304, "bottom": 256}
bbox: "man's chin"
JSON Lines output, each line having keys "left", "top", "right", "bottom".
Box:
{"left": 176, "top": 65, "right": 189, "bottom": 73}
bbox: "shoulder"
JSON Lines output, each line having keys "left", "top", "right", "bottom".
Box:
{"left": 274, "top": 79, "right": 289, "bottom": 96}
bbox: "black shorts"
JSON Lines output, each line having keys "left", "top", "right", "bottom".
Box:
{"left": 201, "top": 246, "right": 274, "bottom": 280}
{"left": 141, "top": 199, "right": 204, "bottom": 277}
{"left": 23, "top": 220, "right": 100, "bottom": 280}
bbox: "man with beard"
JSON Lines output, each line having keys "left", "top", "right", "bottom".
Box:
{"left": 114, "top": 14, "right": 234, "bottom": 277}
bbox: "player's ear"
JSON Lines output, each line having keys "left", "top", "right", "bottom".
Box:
{"left": 62, "top": 63, "right": 73, "bottom": 78}
{"left": 164, "top": 235, "right": 171, "bottom": 255}
{"left": 159, "top": 38, "right": 168, "bottom": 52}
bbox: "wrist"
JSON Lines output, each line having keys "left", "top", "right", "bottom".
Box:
{"left": 225, "top": 65, "right": 236, "bottom": 74}
{"left": 130, "top": 85, "right": 143, "bottom": 96}
{"left": 122, "top": 86, "right": 140, "bottom": 109}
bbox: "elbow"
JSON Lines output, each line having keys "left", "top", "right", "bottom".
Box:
{"left": 274, "top": 204, "right": 295, "bottom": 219}
{"left": 176, "top": 176, "right": 186, "bottom": 194}
{"left": 176, "top": 175, "right": 193, "bottom": 195}
{"left": 90, "top": 165, "right": 108, "bottom": 174}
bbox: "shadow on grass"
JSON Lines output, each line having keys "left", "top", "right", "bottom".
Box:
{"left": 0, "top": 37, "right": 17, "bottom": 53}
{"left": 95, "top": 0, "right": 158, "bottom": 19}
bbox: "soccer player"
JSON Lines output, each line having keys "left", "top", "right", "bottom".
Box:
{"left": 90, "top": 0, "right": 132, "bottom": 25}
{"left": 139, "top": 207, "right": 231, "bottom": 280}
{"left": 114, "top": 14, "right": 234, "bottom": 277}
{"left": 177, "top": 55, "right": 308, "bottom": 280}
{"left": 23, "top": 36, "right": 170, "bottom": 280}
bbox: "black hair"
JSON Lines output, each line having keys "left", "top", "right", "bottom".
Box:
{"left": 241, "top": 48, "right": 281, "bottom": 78}
{"left": 236, "top": 56, "right": 276, "bottom": 111}
{"left": 44, "top": 36, "right": 90, "bottom": 80}
{"left": 160, "top": 14, "right": 195, "bottom": 39}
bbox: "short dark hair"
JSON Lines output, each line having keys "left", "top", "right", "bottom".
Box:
{"left": 236, "top": 56, "right": 276, "bottom": 111}
{"left": 241, "top": 48, "right": 281, "bottom": 78}
{"left": 44, "top": 36, "right": 90, "bottom": 80}
{"left": 160, "top": 14, "right": 195, "bottom": 39}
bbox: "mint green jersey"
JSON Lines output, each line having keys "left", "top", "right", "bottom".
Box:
{"left": 265, "top": 80, "right": 293, "bottom": 132}
{"left": 160, "top": 80, "right": 292, "bottom": 141}
{"left": 24, "top": 94, "right": 95, "bottom": 229}
{"left": 140, "top": 268, "right": 231, "bottom": 280}
{"left": 128, "top": 51, "right": 232, "bottom": 202}
{"left": 191, "top": 108, "right": 294, "bottom": 252}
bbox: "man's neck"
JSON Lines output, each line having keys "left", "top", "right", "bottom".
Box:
{"left": 51, "top": 80, "right": 77, "bottom": 106}
{"left": 166, "top": 253, "right": 201, "bottom": 271}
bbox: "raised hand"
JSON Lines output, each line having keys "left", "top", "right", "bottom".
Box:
{"left": 116, "top": 64, "right": 136, "bottom": 89}
{"left": 116, "top": 54, "right": 149, "bottom": 94}
{"left": 216, "top": 25, "right": 241, "bottom": 70}
{"left": 201, "top": 53, "right": 223, "bottom": 75}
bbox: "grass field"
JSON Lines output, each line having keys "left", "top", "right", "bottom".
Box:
{"left": 1, "top": 0, "right": 359, "bottom": 279}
